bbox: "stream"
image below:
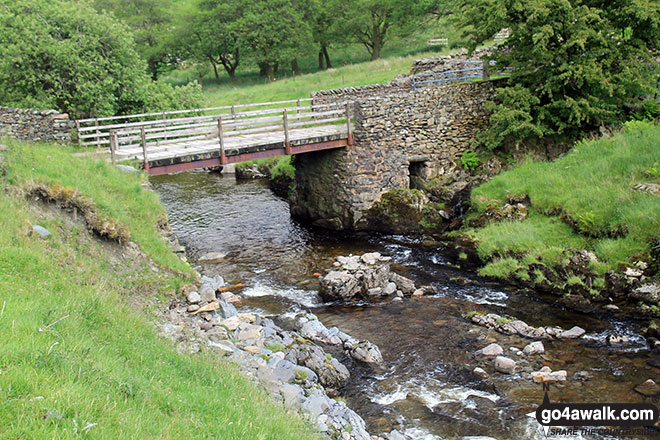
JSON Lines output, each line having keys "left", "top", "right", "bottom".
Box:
{"left": 152, "top": 171, "right": 660, "bottom": 440}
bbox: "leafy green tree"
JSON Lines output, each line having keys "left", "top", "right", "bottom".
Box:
{"left": 455, "top": 0, "right": 660, "bottom": 149}
{"left": 94, "top": 0, "right": 177, "bottom": 79}
{"left": 305, "top": 0, "right": 344, "bottom": 69}
{"left": 338, "top": 0, "right": 425, "bottom": 61}
{"left": 0, "top": 0, "right": 202, "bottom": 118}
{"left": 176, "top": 0, "right": 245, "bottom": 83}
{"left": 238, "top": 0, "right": 313, "bottom": 81}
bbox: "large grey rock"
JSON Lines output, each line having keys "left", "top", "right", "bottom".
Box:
{"left": 631, "top": 284, "right": 660, "bottom": 304}
{"left": 390, "top": 273, "right": 416, "bottom": 295}
{"left": 199, "top": 283, "right": 216, "bottom": 303}
{"left": 494, "top": 356, "right": 520, "bottom": 374}
{"left": 319, "top": 270, "right": 361, "bottom": 301}
{"left": 291, "top": 344, "right": 350, "bottom": 388}
{"left": 635, "top": 379, "right": 660, "bottom": 396}
{"left": 302, "top": 391, "right": 332, "bottom": 418}
{"left": 206, "top": 326, "right": 229, "bottom": 342}
{"left": 348, "top": 341, "right": 384, "bottom": 364}
{"left": 531, "top": 366, "right": 567, "bottom": 383}
{"left": 476, "top": 343, "right": 503, "bottom": 356}
{"left": 235, "top": 323, "right": 264, "bottom": 344}
{"left": 187, "top": 291, "right": 201, "bottom": 304}
{"left": 32, "top": 225, "right": 51, "bottom": 238}
{"left": 361, "top": 264, "right": 390, "bottom": 293}
{"left": 360, "top": 252, "right": 381, "bottom": 265}
{"left": 218, "top": 300, "right": 238, "bottom": 319}
{"left": 388, "top": 430, "right": 411, "bottom": 440}
{"left": 382, "top": 282, "right": 397, "bottom": 295}
{"left": 523, "top": 341, "right": 545, "bottom": 356}
{"left": 298, "top": 316, "right": 342, "bottom": 345}
{"left": 558, "top": 326, "right": 586, "bottom": 339}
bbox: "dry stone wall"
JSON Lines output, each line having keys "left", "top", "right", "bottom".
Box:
{"left": 0, "top": 107, "right": 74, "bottom": 143}
{"left": 292, "top": 80, "right": 498, "bottom": 230}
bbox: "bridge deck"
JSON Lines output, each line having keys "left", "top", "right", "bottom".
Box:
{"left": 75, "top": 99, "right": 353, "bottom": 175}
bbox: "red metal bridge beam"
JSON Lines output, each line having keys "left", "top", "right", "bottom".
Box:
{"left": 147, "top": 138, "right": 349, "bottom": 176}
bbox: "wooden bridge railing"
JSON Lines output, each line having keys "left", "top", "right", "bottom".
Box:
{"left": 75, "top": 98, "right": 315, "bottom": 148}
{"left": 102, "top": 100, "right": 353, "bottom": 167}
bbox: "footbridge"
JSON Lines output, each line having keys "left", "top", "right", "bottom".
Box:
{"left": 75, "top": 99, "right": 354, "bottom": 176}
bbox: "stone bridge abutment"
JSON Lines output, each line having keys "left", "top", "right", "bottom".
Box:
{"left": 291, "top": 80, "right": 498, "bottom": 231}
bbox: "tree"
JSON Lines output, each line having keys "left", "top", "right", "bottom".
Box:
{"left": 177, "top": 0, "right": 245, "bottom": 83}
{"left": 455, "top": 0, "right": 660, "bottom": 149}
{"left": 339, "top": 0, "right": 424, "bottom": 61}
{"left": 306, "top": 0, "right": 344, "bottom": 69}
{"left": 0, "top": 0, "right": 202, "bottom": 118}
{"left": 94, "top": 0, "right": 177, "bottom": 79}
{"left": 238, "top": 0, "right": 313, "bottom": 81}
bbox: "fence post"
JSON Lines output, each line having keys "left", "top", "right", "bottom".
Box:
{"left": 94, "top": 118, "right": 100, "bottom": 147}
{"left": 231, "top": 105, "right": 235, "bottom": 121}
{"left": 345, "top": 102, "right": 354, "bottom": 145}
{"left": 217, "top": 118, "right": 227, "bottom": 165}
{"left": 482, "top": 60, "right": 490, "bottom": 81}
{"left": 109, "top": 130, "right": 117, "bottom": 165}
{"left": 283, "top": 109, "right": 291, "bottom": 155}
{"left": 141, "top": 126, "right": 149, "bottom": 172}
{"left": 75, "top": 120, "right": 81, "bottom": 146}
{"left": 297, "top": 99, "right": 301, "bottom": 117}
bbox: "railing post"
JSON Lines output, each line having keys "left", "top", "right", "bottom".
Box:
{"left": 231, "top": 105, "right": 235, "bottom": 121}
{"left": 75, "top": 120, "right": 81, "bottom": 146}
{"left": 283, "top": 109, "right": 291, "bottom": 155}
{"left": 345, "top": 102, "right": 354, "bottom": 145}
{"left": 482, "top": 60, "right": 490, "bottom": 81}
{"left": 297, "top": 99, "right": 301, "bottom": 117}
{"left": 94, "top": 118, "right": 99, "bottom": 147}
{"left": 217, "top": 117, "right": 227, "bottom": 165}
{"left": 141, "top": 126, "right": 149, "bottom": 172}
{"left": 109, "top": 130, "right": 117, "bottom": 165}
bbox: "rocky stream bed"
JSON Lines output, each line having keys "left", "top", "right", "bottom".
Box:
{"left": 151, "top": 172, "right": 660, "bottom": 440}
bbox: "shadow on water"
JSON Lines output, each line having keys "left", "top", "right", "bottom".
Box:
{"left": 152, "top": 171, "right": 659, "bottom": 440}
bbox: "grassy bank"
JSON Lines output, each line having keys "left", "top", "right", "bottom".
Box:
{"left": 0, "top": 140, "right": 317, "bottom": 439}
{"left": 463, "top": 120, "right": 660, "bottom": 294}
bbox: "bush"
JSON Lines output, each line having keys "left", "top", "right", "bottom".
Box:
{"left": 460, "top": 150, "right": 481, "bottom": 170}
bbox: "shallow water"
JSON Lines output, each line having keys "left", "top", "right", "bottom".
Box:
{"left": 152, "top": 171, "right": 659, "bottom": 440}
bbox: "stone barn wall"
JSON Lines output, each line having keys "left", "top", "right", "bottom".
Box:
{"left": 291, "top": 80, "right": 498, "bottom": 230}
{"left": 0, "top": 107, "right": 74, "bottom": 143}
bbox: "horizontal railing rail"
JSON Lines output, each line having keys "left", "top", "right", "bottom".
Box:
{"left": 101, "top": 100, "right": 354, "bottom": 171}
{"left": 75, "top": 98, "right": 314, "bottom": 148}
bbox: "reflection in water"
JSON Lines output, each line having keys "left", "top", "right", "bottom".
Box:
{"left": 152, "top": 171, "right": 657, "bottom": 440}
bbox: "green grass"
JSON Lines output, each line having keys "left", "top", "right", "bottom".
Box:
{"left": 0, "top": 140, "right": 318, "bottom": 439}
{"left": 2, "top": 140, "right": 193, "bottom": 276}
{"left": 466, "top": 120, "right": 660, "bottom": 282}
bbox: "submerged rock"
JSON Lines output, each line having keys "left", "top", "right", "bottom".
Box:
{"left": 476, "top": 343, "right": 503, "bottom": 357}
{"left": 634, "top": 379, "right": 660, "bottom": 396}
{"left": 531, "top": 366, "right": 567, "bottom": 383}
{"left": 198, "top": 252, "right": 227, "bottom": 264}
{"left": 522, "top": 341, "right": 545, "bottom": 356}
{"left": 494, "top": 356, "right": 520, "bottom": 374}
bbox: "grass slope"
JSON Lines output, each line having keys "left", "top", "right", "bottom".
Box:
{"left": 0, "top": 140, "right": 317, "bottom": 439}
{"left": 465, "top": 120, "right": 660, "bottom": 282}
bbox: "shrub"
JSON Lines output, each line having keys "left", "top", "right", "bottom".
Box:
{"left": 461, "top": 150, "right": 481, "bottom": 170}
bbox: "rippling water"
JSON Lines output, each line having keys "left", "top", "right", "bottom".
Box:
{"left": 152, "top": 171, "right": 659, "bottom": 440}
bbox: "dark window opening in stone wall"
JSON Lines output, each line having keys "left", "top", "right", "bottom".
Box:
{"left": 408, "top": 161, "right": 427, "bottom": 190}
